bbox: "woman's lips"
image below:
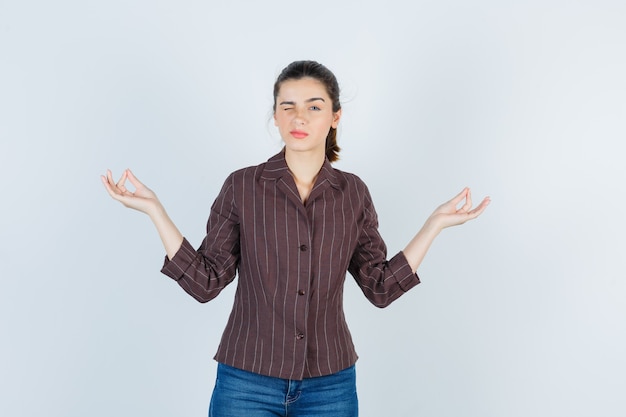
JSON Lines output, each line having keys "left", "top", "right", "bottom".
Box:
{"left": 290, "top": 130, "right": 308, "bottom": 139}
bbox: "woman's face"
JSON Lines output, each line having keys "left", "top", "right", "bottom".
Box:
{"left": 274, "top": 77, "right": 341, "bottom": 158}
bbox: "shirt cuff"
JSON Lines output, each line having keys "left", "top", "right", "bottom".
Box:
{"left": 160, "top": 237, "right": 197, "bottom": 281}
{"left": 388, "top": 251, "right": 421, "bottom": 291}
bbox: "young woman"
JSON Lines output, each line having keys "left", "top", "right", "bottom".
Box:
{"left": 102, "top": 60, "right": 490, "bottom": 417}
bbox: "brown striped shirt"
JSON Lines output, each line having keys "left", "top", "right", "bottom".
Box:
{"left": 161, "top": 151, "right": 420, "bottom": 380}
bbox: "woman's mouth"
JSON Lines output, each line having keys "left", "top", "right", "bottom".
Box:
{"left": 290, "top": 130, "right": 309, "bottom": 139}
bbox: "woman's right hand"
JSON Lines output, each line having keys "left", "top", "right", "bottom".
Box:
{"left": 101, "top": 169, "right": 161, "bottom": 216}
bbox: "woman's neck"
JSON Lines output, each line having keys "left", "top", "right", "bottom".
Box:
{"left": 284, "top": 149, "right": 325, "bottom": 203}
{"left": 285, "top": 149, "right": 325, "bottom": 183}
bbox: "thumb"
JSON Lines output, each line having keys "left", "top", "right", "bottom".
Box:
{"left": 126, "top": 169, "right": 146, "bottom": 189}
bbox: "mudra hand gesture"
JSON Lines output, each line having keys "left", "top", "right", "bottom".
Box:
{"left": 428, "top": 187, "right": 490, "bottom": 231}
{"left": 101, "top": 169, "right": 161, "bottom": 216}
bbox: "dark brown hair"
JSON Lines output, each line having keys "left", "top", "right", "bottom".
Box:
{"left": 273, "top": 60, "right": 341, "bottom": 162}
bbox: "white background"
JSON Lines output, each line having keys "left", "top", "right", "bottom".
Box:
{"left": 1, "top": 1, "right": 625, "bottom": 416}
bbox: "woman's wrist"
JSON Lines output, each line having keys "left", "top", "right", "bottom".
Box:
{"left": 147, "top": 200, "right": 167, "bottom": 222}
{"left": 422, "top": 215, "right": 444, "bottom": 236}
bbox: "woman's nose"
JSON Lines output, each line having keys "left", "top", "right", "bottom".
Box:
{"left": 293, "top": 109, "right": 307, "bottom": 125}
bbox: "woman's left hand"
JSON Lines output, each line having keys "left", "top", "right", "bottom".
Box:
{"left": 427, "top": 187, "right": 490, "bottom": 231}
{"left": 402, "top": 188, "right": 490, "bottom": 272}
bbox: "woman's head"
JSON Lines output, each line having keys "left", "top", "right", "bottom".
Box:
{"left": 273, "top": 61, "right": 342, "bottom": 162}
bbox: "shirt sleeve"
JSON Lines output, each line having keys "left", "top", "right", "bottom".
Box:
{"left": 348, "top": 185, "right": 420, "bottom": 308}
{"left": 161, "top": 174, "right": 241, "bottom": 303}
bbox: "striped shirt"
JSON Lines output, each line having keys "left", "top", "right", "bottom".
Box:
{"left": 161, "top": 151, "right": 420, "bottom": 380}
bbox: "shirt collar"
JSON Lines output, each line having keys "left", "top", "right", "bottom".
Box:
{"left": 260, "top": 150, "right": 340, "bottom": 190}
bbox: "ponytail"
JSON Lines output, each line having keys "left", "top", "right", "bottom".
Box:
{"left": 325, "top": 127, "right": 340, "bottom": 162}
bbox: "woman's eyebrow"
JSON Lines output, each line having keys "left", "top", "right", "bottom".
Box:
{"left": 279, "top": 97, "right": 326, "bottom": 106}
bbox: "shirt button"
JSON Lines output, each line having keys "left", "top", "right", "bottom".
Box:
{"left": 298, "top": 290, "right": 306, "bottom": 296}
{"left": 296, "top": 333, "right": 305, "bottom": 340}
{"left": 299, "top": 244, "right": 308, "bottom": 252}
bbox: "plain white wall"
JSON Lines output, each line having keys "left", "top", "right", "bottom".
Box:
{"left": 1, "top": 1, "right": 625, "bottom": 416}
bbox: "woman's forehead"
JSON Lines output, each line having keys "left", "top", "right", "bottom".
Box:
{"left": 277, "top": 77, "right": 329, "bottom": 99}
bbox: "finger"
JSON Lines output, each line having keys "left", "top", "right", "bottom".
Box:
{"left": 106, "top": 170, "right": 124, "bottom": 192}
{"left": 125, "top": 169, "right": 145, "bottom": 190}
{"left": 116, "top": 170, "right": 130, "bottom": 192}
{"left": 116, "top": 170, "right": 127, "bottom": 186}
{"left": 458, "top": 188, "right": 473, "bottom": 213}
{"left": 102, "top": 173, "right": 123, "bottom": 200}
{"left": 104, "top": 170, "right": 119, "bottom": 191}
{"left": 103, "top": 170, "right": 131, "bottom": 198}
{"left": 106, "top": 169, "right": 116, "bottom": 186}
{"left": 447, "top": 187, "right": 469, "bottom": 212}
{"left": 467, "top": 197, "right": 491, "bottom": 218}
{"left": 449, "top": 187, "right": 469, "bottom": 206}
{"left": 100, "top": 174, "right": 111, "bottom": 189}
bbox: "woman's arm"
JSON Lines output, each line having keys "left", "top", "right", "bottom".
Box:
{"left": 101, "top": 169, "right": 183, "bottom": 259}
{"left": 403, "top": 187, "right": 490, "bottom": 273}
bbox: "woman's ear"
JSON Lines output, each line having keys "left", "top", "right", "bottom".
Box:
{"left": 331, "top": 109, "right": 342, "bottom": 129}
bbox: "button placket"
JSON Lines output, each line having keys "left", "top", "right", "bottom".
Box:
{"left": 291, "top": 212, "right": 313, "bottom": 376}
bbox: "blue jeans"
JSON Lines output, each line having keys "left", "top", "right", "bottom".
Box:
{"left": 208, "top": 363, "right": 358, "bottom": 417}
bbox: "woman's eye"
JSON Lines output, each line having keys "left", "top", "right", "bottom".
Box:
{"left": 310, "top": 106, "right": 321, "bottom": 111}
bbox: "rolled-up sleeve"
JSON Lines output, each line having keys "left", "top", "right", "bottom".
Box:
{"left": 348, "top": 186, "right": 420, "bottom": 308}
{"left": 161, "top": 174, "right": 241, "bottom": 303}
